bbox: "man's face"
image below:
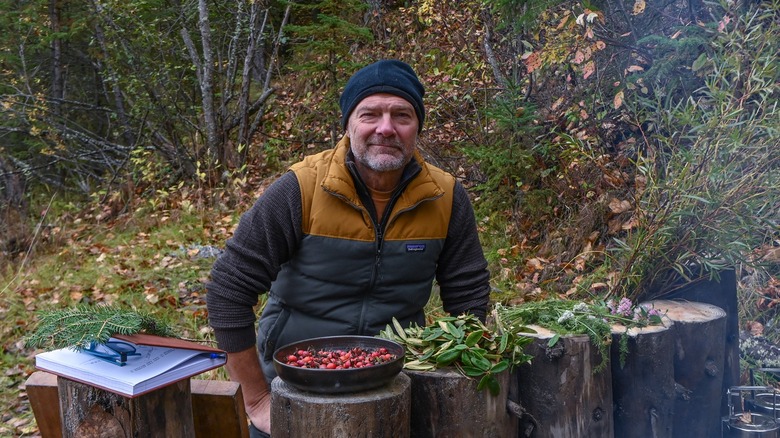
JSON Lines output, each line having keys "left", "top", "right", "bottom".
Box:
{"left": 346, "top": 93, "right": 419, "bottom": 173}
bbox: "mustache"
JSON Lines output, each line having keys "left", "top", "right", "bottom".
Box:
{"left": 367, "top": 136, "right": 404, "bottom": 148}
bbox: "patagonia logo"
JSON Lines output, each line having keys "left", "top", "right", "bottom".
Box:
{"left": 406, "top": 244, "right": 426, "bottom": 252}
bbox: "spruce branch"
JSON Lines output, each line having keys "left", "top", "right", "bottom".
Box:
{"left": 25, "top": 304, "right": 177, "bottom": 350}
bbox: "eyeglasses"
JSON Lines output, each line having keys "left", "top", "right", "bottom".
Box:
{"left": 84, "top": 340, "right": 141, "bottom": 366}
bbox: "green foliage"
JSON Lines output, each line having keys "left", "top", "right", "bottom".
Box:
{"left": 494, "top": 297, "right": 664, "bottom": 371}
{"left": 484, "top": 0, "right": 569, "bottom": 30}
{"left": 379, "top": 313, "right": 533, "bottom": 395}
{"left": 461, "top": 88, "right": 541, "bottom": 209}
{"left": 25, "top": 304, "right": 177, "bottom": 350}
{"left": 282, "top": 0, "right": 373, "bottom": 144}
{"left": 597, "top": 0, "right": 780, "bottom": 299}
{"left": 634, "top": 26, "right": 711, "bottom": 98}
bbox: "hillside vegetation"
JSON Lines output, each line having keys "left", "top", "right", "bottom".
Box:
{"left": 0, "top": 0, "right": 778, "bottom": 433}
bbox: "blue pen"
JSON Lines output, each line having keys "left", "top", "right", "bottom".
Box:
{"left": 209, "top": 353, "right": 226, "bottom": 359}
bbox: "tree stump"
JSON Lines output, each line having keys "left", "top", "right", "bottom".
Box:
{"left": 643, "top": 299, "right": 727, "bottom": 438}
{"left": 652, "top": 270, "right": 740, "bottom": 417}
{"left": 58, "top": 377, "right": 195, "bottom": 437}
{"left": 404, "top": 367, "right": 517, "bottom": 438}
{"left": 512, "top": 325, "right": 613, "bottom": 438}
{"left": 611, "top": 318, "right": 676, "bottom": 438}
{"left": 270, "top": 373, "right": 411, "bottom": 438}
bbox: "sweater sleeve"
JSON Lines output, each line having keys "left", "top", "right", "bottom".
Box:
{"left": 436, "top": 182, "right": 491, "bottom": 320}
{"left": 206, "top": 172, "right": 303, "bottom": 353}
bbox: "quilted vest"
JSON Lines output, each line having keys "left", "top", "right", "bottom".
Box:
{"left": 256, "top": 137, "right": 455, "bottom": 378}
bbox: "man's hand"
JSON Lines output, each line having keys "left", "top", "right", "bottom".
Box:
{"left": 226, "top": 346, "right": 271, "bottom": 433}
{"left": 246, "top": 389, "right": 272, "bottom": 433}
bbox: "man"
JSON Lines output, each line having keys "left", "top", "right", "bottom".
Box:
{"left": 206, "top": 59, "right": 490, "bottom": 437}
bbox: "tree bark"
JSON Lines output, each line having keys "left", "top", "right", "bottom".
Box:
{"left": 195, "top": 0, "right": 221, "bottom": 168}
{"left": 404, "top": 367, "right": 517, "bottom": 438}
{"left": 270, "top": 373, "right": 411, "bottom": 438}
{"left": 58, "top": 377, "right": 195, "bottom": 437}
{"left": 49, "top": 0, "right": 64, "bottom": 116}
{"left": 513, "top": 325, "right": 613, "bottom": 438}
{"left": 651, "top": 271, "right": 740, "bottom": 418}
{"left": 643, "top": 299, "right": 727, "bottom": 438}
{"left": 611, "top": 319, "right": 676, "bottom": 438}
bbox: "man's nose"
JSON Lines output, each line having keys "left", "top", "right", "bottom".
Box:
{"left": 375, "top": 113, "right": 396, "bottom": 136}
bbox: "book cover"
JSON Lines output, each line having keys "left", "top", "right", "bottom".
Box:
{"left": 34, "top": 334, "right": 226, "bottom": 398}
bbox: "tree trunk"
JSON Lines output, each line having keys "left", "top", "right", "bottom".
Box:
{"left": 270, "top": 373, "right": 411, "bottom": 438}
{"left": 611, "top": 320, "right": 676, "bottom": 438}
{"left": 195, "top": 0, "right": 222, "bottom": 168}
{"left": 404, "top": 367, "right": 517, "bottom": 438}
{"left": 643, "top": 299, "right": 728, "bottom": 438}
{"left": 49, "top": 0, "right": 64, "bottom": 116}
{"left": 0, "top": 155, "right": 27, "bottom": 212}
{"left": 513, "top": 325, "right": 613, "bottom": 438}
{"left": 650, "top": 270, "right": 740, "bottom": 418}
{"left": 57, "top": 377, "right": 195, "bottom": 437}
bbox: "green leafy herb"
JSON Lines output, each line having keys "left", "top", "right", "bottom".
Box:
{"left": 379, "top": 313, "right": 533, "bottom": 396}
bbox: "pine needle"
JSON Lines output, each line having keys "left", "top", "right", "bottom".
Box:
{"left": 25, "top": 304, "right": 177, "bottom": 350}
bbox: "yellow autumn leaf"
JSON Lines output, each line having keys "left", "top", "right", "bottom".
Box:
{"left": 582, "top": 61, "right": 596, "bottom": 80}
{"left": 632, "top": 0, "right": 646, "bottom": 15}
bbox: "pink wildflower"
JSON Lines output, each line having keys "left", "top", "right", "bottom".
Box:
{"left": 617, "top": 297, "right": 633, "bottom": 317}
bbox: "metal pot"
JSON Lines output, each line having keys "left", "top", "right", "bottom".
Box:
{"left": 749, "top": 393, "right": 780, "bottom": 417}
{"left": 723, "top": 413, "right": 780, "bottom": 438}
{"left": 748, "top": 369, "right": 780, "bottom": 419}
{"left": 724, "top": 386, "right": 780, "bottom": 438}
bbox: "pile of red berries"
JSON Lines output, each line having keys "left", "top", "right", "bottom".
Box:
{"left": 283, "top": 346, "right": 396, "bottom": 369}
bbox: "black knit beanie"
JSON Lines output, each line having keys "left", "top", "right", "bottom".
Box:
{"left": 339, "top": 60, "right": 425, "bottom": 133}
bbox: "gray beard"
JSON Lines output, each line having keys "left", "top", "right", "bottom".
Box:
{"left": 359, "top": 153, "right": 408, "bottom": 172}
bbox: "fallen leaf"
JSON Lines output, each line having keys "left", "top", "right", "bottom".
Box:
{"left": 746, "top": 321, "right": 764, "bottom": 336}
{"left": 609, "top": 198, "right": 632, "bottom": 214}
{"left": 574, "top": 50, "right": 586, "bottom": 64}
{"left": 614, "top": 90, "right": 624, "bottom": 109}
{"left": 524, "top": 52, "right": 541, "bottom": 73}
{"left": 632, "top": 0, "right": 646, "bottom": 15}
{"left": 582, "top": 61, "right": 595, "bottom": 80}
{"left": 621, "top": 214, "right": 640, "bottom": 231}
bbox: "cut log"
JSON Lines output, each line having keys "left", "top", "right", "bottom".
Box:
{"left": 25, "top": 372, "right": 249, "bottom": 438}
{"left": 646, "top": 270, "right": 740, "bottom": 417}
{"left": 642, "top": 299, "right": 727, "bottom": 438}
{"left": 404, "top": 367, "right": 517, "bottom": 438}
{"left": 611, "top": 318, "right": 676, "bottom": 438}
{"left": 270, "top": 373, "right": 410, "bottom": 438}
{"left": 57, "top": 377, "right": 195, "bottom": 437}
{"left": 512, "top": 325, "right": 613, "bottom": 438}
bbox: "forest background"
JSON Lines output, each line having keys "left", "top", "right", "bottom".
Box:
{"left": 0, "top": 0, "right": 778, "bottom": 434}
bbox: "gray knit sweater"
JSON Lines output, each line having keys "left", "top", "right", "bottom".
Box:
{"left": 206, "top": 162, "right": 491, "bottom": 353}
